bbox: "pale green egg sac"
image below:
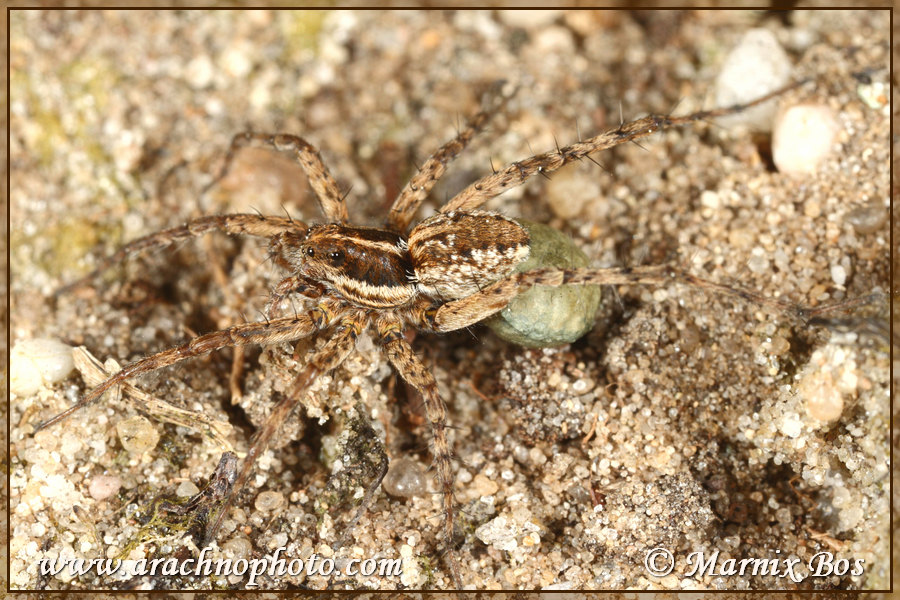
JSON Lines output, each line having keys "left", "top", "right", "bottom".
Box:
{"left": 485, "top": 220, "right": 603, "bottom": 348}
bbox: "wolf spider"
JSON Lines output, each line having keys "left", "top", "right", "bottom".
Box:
{"left": 39, "top": 78, "right": 842, "bottom": 588}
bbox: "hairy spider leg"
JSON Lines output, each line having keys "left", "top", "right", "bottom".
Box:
{"left": 33, "top": 305, "right": 337, "bottom": 432}
{"left": 440, "top": 79, "right": 810, "bottom": 213}
{"left": 56, "top": 214, "right": 307, "bottom": 295}
{"left": 375, "top": 313, "right": 462, "bottom": 589}
{"left": 213, "top": 132, "right": 350, "bottom": 224}
{"left": 428, "top": 264, "right": 853, "bottom": 334}
{"left": 205, "top": 310, "right": 366, "bottom": 544}
{"left": 386, "top": 80, "right": 516, "bottom": 233}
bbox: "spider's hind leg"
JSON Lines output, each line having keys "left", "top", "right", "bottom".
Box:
{"left": 427, "top": 264, "right": 823, "bottom": 334}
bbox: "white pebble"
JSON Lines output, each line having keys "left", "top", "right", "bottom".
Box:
{"left": 533, "top": 25, "right": 575, "bottom": 55}
{"left": 11, "top": 339, "right": 74, "bottom": 397}
{"left": 89, "top": 474, "right": 122, "bottom": 501}
{"left": 176, "top": 481, "right": 201, "bottom": 498}
{"left": 747, "top": 247, "right": 770, "bottom": 274}
{"left": 780, "top": 413, "right": 803, "bottom": 438}
{"left": 475, "top": 516, "right": 519, "bottom": 551}
{"left": 715, "top": 29, "right": 793, "bottom": 131}
{"left": 254, "top": 490, "right": 285, "bottom": 512}
{"left": 185, "top": 54, "right": 214, "bottom": 89}
{"left": 830, "top": 264, "right": 847, "bottom": 286}
{"left": 222, "top": 43, "right": 253, "bottom": 78}
{"left": 700, "top": 189, "right": 721, "bottom": 209}
{"left": 222, "top": 536, "right": 252, "bottom": 560}
{"left": 772, "top": 104, "right": 840, "bottom": 175}
{"left": 857, "top": 80, "right": 888, "bottom": 110}
{"left": 59, "top": 431, "right": 84, "bottom": 460}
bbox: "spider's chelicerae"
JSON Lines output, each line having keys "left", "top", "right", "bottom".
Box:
{"left": 38, "top": 78, "right": 854, "bottom": 588}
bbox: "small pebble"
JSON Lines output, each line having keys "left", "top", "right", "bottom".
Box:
{"left": 89, "top": 474, "right": 122, "bottom": 501}
{"left": 382, "top": 457, "right": 426, "bottom": 498}
{"left": 700, "top": 189, "right": 721, "bottom": 209}
{"left": 475, "top": 516, "right": 519, "bottom": 551}
{"left": 798, "top": 346, "right": 855, "bottom": 423}
{"left": 59, "top": 432, "right": 84, "bottom": 460}
{"left": 772, "top": 103, "right": 840, "bottom": 175}
{"left": 254, "top": 490, "right": 285, "bottom": 512}
{"left": 176, "top": 481, "right": 201, "bottom": 498}
{"left": 780, "top": 413, "right": 803, "bottom": 438}
{"left": 747, "top": 247, "right": 770, "bottom": 274}
{"left": 222, "top": 43, "right": 253, "bottom": 78}
{"left": 715, "top": 28, "right": 793, "bottom": 131}
{"left": 185, "top": 54, "right": 214, "bottom": 89}
{"left": 116, "top": 415, "right": 160, "bottom": 455}
{"left": 472, "top": 473, "right": 500, "bottom": 497}
{"left": 805, "top": 384, "right": 844, "bottom": 423}
{"left": 222, "top": 536, "right": 252, "bottom": 560}
{"left": 830, "top": 264, "right": 847, "bottom": 287}
{"left": 856, "top": 80, "right": 888, "bottom": 110}
{"left": 845, "top": 202, "right": 886, "bottom": 234}
{"left": 11, "top": 339, "right": 74, "bottom": 397}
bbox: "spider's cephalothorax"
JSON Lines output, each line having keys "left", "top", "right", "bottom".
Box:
{"left": 37, "top": 80, "right": 826, "bottom": 588}
{"left": 271, "top": 210, "right": 531, "bottom": 311}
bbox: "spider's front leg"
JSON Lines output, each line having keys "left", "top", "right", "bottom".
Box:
{"left": 440, "top": 79, "right": 809, "bottom": 214}
{"left": 57, "top": 213, "right": 307, "bottom": 295}
{"left": 375, "top": 314, "right": 463, "bottom": 589}
{"left": 205, "top": 309, "right": 367, "bottom": 544}
{"left": 33, "top": 299, "right": 346, "bottom": 432}
{"left": 213, "top": 132, "right": 350, "bottom": 224}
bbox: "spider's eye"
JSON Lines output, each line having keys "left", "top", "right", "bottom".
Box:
{"left": 305, "top": 247, "right": 315, "bottom": 257}
{"left": 328, "top": 250, "right": 345, "bottom": 264}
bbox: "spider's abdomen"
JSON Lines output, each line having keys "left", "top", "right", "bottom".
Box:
{"left": 409, "top": 210, "right": 530, "bottom": 299}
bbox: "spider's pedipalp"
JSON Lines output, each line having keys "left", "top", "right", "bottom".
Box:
{"left": 440, "top": 79, "right": 810, "bottom": 214}
{"left": 386, "top": 80, "right": 516, "bottom": 233}
{"left": 214, "top": 132, "right": 350, "bottom": 224}
{"left": 264, "top": 274, "right": 326, "bottom": 318}
{"left": 56, "top": 214, "right": 306, "bottom": 296}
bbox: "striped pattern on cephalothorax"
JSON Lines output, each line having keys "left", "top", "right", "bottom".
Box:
{"left": 279, "top": 224, "right": 418, "bottom": 309}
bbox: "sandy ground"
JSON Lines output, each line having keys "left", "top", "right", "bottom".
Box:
{"left": 8, "top": 9, "right": 891, "bottom": 592}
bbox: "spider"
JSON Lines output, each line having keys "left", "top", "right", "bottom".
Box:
{"left": 36, "top": 78, "right": 844, "bottom": 588}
